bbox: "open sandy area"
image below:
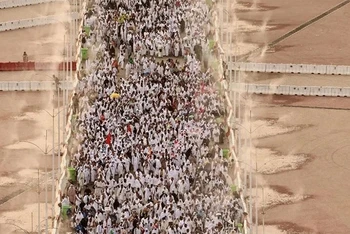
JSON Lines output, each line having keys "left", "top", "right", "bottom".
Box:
{"left": 217, "top": 1, "right": 350, "bottom": 233}
{"left": 0, "top": 24, "right": 68, "bottom": 63}
{"left": 232, "top": 0, "right": 350, "bottom": 65}
{"left": 245, "top": 94, "right": 350, "bottom": 233}
{"left": 0, "top": 2, "right": 70, "bottom": 233}
{"left": 0, "top": 2, "right": 69, "bottom": 22}
{"left": 0, "top": 91, "right": 62, "bottom": 233}
{"left": 0, "top": 2, "right": 70, "bottom": 62}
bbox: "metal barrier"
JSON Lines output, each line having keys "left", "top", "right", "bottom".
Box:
{"left": 0, "top": 0, "right": 65, "bottom": 9}
{"left": 0, "top": 81, "right": 74, "bottom": 91}
{"left": 0, "top": 12, "right": 80, "bottom": 32}
{"left": 229, "top": 62, "right": 350, "bottom": 76}
{"left": 231, "top": 83, "right": 350, "bottom": 97}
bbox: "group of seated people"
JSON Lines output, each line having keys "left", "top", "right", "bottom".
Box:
{"left": 60, "top": 0, "right": 246, "bottom": 233}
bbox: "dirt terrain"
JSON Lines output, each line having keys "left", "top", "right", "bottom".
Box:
{"left": 250, "top": 94, "right": 350, "bottom": 233}
{"left": 0, "top": 2, "right": 69, "bottom": 233}
{"left": 236, "top": 0, "right": 350, "bottom": 65}
{"left": 229, "top": 1, "right": 350, "bottom": 233}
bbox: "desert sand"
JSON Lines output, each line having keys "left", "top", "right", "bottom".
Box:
{"left": 218, "top": 1, "right": 350, "bottom": 233}
{"left": 248, "top": 95, "right": 350, "bottom": 233}
{"left": 236, "top": 0, "right": 350, "bottom": 65}
{"left": 0, "top": 2, "right": 71, "bottom": 63}
{"left": 0, "top": 2, "right": 69, "bottom": 233}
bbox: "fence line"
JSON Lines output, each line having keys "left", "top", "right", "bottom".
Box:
{"left": 214, "top": 5, "right": 249, "bottom": 234}
{"left": 53, "top": 1, "right": 86, "bottom": 231}
{"left": 0, "top": 80, "right": 74, "bottom": 91}
{"left": 228, "top": 62, "right": 350, "bottom": 75}
{"left": 0, "top": 12, "right": 80, "bottom": 32}
{"left": 231, "top": 83, "right": 350, "bottom": 97}
{"left": 0, "top": 0, "right": 64, "bottom": 9}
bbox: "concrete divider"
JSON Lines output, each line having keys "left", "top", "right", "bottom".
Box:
{"left": 276, "top": 63, "right": 288, "bottom": 73}
{"left": 0, "top": 81, "right": 74, "bottom": 91}
{"left": 288, "top": 86, "right": 297, "bottom": 95}
{"left": 30, "top": 81, "right": 41, "bottom": 91}
{"left": 341, "top": 88, "right": 350, "bottom": 97}
{"left": 321, "top": 87, "right": 332, "bottom": 96}
{"left": 230, "top": 83, "right": 350, "bottom": 97}
{"left": 276, "top": 85, "right": 290, "bottom": 95}
{"left": 0, "top": 82, "right": 9, "bottom": 91}
{"left": 251, "top": 63, "right": 266, "bottom": 72}
{"left": 338, "top": 66, "right": 350, "bottom": 75}
{"left": 326, "top": 65, "right": 350, "bottom": 75}
{"left": 248, "top": 84, "right": 268, "bottom": 94}
{"left": 331, "top": 87, "right": 350, "bottom": 97}
{"left": 309, "top": 86, "right": 321, "bottom": 96}
{"left": 331, "top": 87, "right": 340, "bottom": 97}
{"left": 7, "top": 82, "right": 20, "bottom": 91}
{"left": 315, "top": 65, "right": 327, "bottom": 74}
{"left": 229, "top": 62, "right": 350, "bottom": 76}
{"left": 308, "top": 64, "right": 318, "bottom": 74}
{"left": 301, "top": 86, "right": 311, "bottom": 96}
{"left": 265, "top": 63, "right": 278, "bottom": 73}
{"left": 0, "top": 12, "right": 80, "bottom": 32}
{"left": 234, "top": 62, "right": 245, "bottom": 71}
{"left": 286, "top": 64, "right": 301, "bottom": 74}
{"left": 326, "top": 65, "right": 337, "bottom": 75}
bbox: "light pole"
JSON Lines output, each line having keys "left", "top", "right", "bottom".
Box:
{"left": 43, "top": 106, "right": 68, "bottom": 218}
{"left": 233, "top": 111, "right": 269, "bottom": 234}
{"left": 53, "top": 75, "right": 62, "bottom": 180}
{"left": 19, "top": 134, "right": 57, "bottom": 234}
{"left": 31, "top": 73, "right": 68, "bottom": 146}
{"left": 37, "top": 168, "right": 40, "bottom": 234}
{"left": 262, "top": 187, "right": 265, "bottom": 234}
{"left": 219, "top": 5, "right": 250, "bottom": 234}
{"left": 238, "top": 154, "right": 283, "bottom": 234}
{"left": 220, "top": 5, "right": 240, "bottom": 118}
{"left": 31, "top": 73, "right": 63, "bottom": 220}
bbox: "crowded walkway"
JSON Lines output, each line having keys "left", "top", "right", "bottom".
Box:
{"left": 60, "top": 0, "right": 245, "bottom": 233}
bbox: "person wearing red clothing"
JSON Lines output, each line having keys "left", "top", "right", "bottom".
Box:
{"left": 105, "top": 132, "right": 112, "bottom": 146}
{"left": 127, "top": 124, "right": 132, "bottom": 133}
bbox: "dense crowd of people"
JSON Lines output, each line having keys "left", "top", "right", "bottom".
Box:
{"left": 60, "top": 0, "right": 246, "bottom": 233}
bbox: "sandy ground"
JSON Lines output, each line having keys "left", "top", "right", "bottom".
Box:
{"left": 217, "top": 1, "right": 350, "bottom": 232}
{"left": 0, "top": 2, "right": 69, "bottom": 22}
{"left": 241, "top": 72, "right": 350, "bottom": 88}
{"left": 228, "top": 0, "right": 350, "bottom": 65}
{"left": 0, "top": 91, "right": 64, "bottom": 233}
{"left": 0, "top": 24, "right": 67, "bottom": 62}
{"left": 0, "top": 2, "right": 71, "bottom": 62}
{"left": 233, "top": 93, "right": 350, "bottom": 233}
{"left": 0, "top": 3, "right": 69, "bottom": 233}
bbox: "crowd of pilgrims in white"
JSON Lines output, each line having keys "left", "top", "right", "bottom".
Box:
{"left": 61, "top": 0, "right": 246, "bottom": 233}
